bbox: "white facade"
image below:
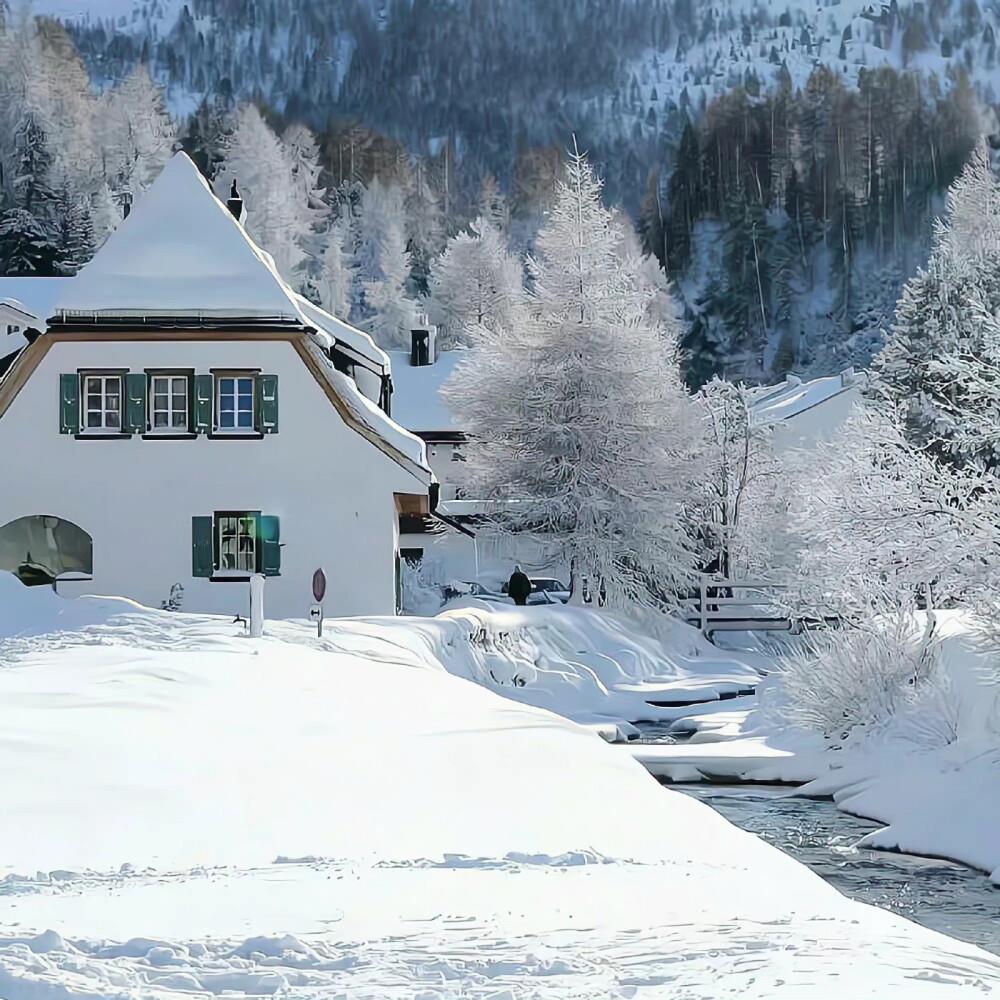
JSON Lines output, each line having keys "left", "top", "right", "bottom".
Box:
{"left": 0, "top": 338, "right": 428, "bottom": 620}
{"left": 0, "top": 153, "right": 431, "bottom": 620}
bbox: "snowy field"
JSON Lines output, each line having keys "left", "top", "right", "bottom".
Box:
{"left": 1, "top": 578, "right": 999, "bottom": 997}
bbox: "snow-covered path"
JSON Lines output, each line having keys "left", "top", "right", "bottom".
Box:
{"left": 1, "top": 584, "right": 998, "bottom": 998}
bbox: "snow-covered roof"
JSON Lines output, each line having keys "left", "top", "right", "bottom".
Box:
{"left": 291, "top": 292, "right": 389, "bottom": 375}
{"left": 0, "top": 279, "right": 72, "bottom": 331}
{"left": 51, "top": 153, "right": 307, "bottom": 323}
{"left": 750, "top": 370, "right": 863, "bottom": 424}
{"left": 300, "top": 339, "right": 431, "bottom": 482}
{"left": 388, "top": 349, "right": 464, "bottom": 434}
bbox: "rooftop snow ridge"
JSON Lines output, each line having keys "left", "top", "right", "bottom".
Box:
{"left": 51, "top": 152, "right": 310, "bottom": 324}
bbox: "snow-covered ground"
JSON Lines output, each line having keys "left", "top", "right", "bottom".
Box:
{"left": 2, "top": 577, "right": 999, "bottom": 997}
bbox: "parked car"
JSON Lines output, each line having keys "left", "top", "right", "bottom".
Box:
{"left": 500, "top": 576, "right": 570, "bottom": 603}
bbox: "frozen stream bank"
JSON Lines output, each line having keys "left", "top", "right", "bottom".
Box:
{"left": 676, "top": 786, "right": 1000, "bottom": 956}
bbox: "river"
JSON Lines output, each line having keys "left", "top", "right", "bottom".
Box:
{"left": 674, "top": 784, "right": 999, "bottom": 955}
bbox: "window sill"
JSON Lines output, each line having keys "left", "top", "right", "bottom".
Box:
{"left": 209, "top": 573, "right": 280, "bottom": 582}
{"left": 207, "top": 431, "right": 265, "bottom": 440}
{"left": 141, "top": 432, "right": 198, "bottom": 440}
{"left": 74, "top": 432, "right": 129, "bottom": 440}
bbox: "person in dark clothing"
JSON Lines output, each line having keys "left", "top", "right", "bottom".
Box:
{"left": 507, "top": 564, "right": 532, "bottom": 606}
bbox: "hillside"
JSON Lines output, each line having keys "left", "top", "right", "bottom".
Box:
{"left": 12, "top": 0, "right": 1000, "bottom": 381}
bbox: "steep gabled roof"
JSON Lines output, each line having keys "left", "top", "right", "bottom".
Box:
{"left": 51, "top": 152, "right": 305, "bottom": 324}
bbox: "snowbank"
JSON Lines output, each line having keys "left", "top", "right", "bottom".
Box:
{"left": 631, "top": 612, "right": 1000, "bottom": 882}
{"left": 1, "top": 583, "right": 998, "bottom": 996}
{"left": 386, "top": 600, "right": 762, "bottom": 726}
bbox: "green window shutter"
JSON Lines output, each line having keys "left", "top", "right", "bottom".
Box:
{"left": 124, "top": 373, "right": 147, "bottom": 434}
{"left": 59, "top": 374, "right": 80, "bottom": 434}
{"left": 260, "top": 515, "right": 281, "bottom": 576}
{"left": 257, "top": 374, "right": 279, "bottom": 433}
{"left": 192, "top": 516, "right": 214, "bottom": 577}
{"left": 193, "top": 374, "right": 214, "bottom": 434}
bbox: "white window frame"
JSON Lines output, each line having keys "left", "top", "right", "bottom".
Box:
{"left": 81, "top": 374, "right": 123, "bottom": 433}
{"left": 215, "top": 512, "right": 260, "bottom": 576}
{"left": 148, "top": 373, "right": 190, "bottom": 433}
{"left": 215, "top": 374, "right": 256, "bottom": 434}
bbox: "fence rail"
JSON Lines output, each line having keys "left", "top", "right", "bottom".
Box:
{"left": 681, "top": 576, "right": 791, "bottom": 635}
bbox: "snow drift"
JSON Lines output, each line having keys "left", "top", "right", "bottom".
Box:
{"left": 1, "top": 578, "right": 998, "bottom": 997}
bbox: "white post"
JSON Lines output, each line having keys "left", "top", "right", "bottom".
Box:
{"left": 699, "top": 575, "right": 708, "bottom": 635}
{"left": 249, "top": 574, "right": 265, "bottom": 637}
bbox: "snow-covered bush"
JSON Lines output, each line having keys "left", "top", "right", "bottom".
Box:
{"left": 759, "top": 613, "right": 943, "bottom": 747}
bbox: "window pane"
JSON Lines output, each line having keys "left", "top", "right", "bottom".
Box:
{"left": 87, "top": 412, "right": 101, "bottom": 428}
{"left": 171, "top": 412, "right": 185, "bottom": 428}
{"left": 220, "top": 378, "right": 234, "bottom": 394}
{"left": 220, "top": 396, "right": 234, "bottom": 411}
{"left": 237, "top": 410, "right": 253, "bottom": 427}
{"left": 106, "top": 411, "right": 120, "bottom": 428}
{"left": 154, "top": 412, "right": 168, "bottom": 427}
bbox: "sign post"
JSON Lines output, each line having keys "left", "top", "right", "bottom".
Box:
{"left": 310, "top": 568, "right": 326, "bottom": 638}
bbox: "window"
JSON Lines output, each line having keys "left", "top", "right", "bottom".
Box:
{"left": 83, "top": 375, "right": 122, "bottom": 432}
{"left": 216, "top": 375, "right": 255, "bottom": 432}
{"left": 192, "top": 513, "right": 281, "bottom": 578}
{"left": 217, "top": 513, "right": 259, "bottom": 573}
{"left": 149, "top": 375, "right": 189, "bottom": 431}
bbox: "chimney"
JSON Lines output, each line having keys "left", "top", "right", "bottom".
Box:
{"left": 227, "top": 179, "right": 247, "bottom": 225}
{"left": 410, "top": 313, "right": 437, "bottom": 367}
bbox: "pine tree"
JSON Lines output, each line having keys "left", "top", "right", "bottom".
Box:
{"left": 442, "top": 147, "right": 702, "bottom": 610}
{"left": 216, "top": 104, "right": 316, "bottom": 286}
{"left": 427, "top": 216, "right": 524, "bottom": 349}
{"left": 94, "top": 65, "right": 176, "bottom": 207}
{"left": 876, "top": 143, "right": 1000, "bottom": 471}
{"left": 352, "top": 177, "right": 418, "bottom": 348}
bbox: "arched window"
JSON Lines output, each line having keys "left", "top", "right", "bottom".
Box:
{"left": 0, "top": 516, "right": 93, "bottom": 586}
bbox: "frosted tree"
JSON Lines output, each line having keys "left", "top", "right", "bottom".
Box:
{"left": 353, "top": 177, "right": 418, "bottom": 348}
{"left": 216, "top": 105, "right": 317, "bottom": 286}
{"left": 316, "top": 216, "right": 353, "bottom": 320}
{"left": 426, "top": 216, "right": 524, "bottom": 349}
{"left": 442, "top": 146, "right": 702, "bottom": 610}
{"left": 693, "top": 378, "right": 788, "bottom": 580}
{"left": 877, "top": 143, "right": 1000, "bottom": 471}
{"left": 94, "top": 65, "right": 176, "bottom": 213}
{"left": 786, "top": 401, "right": 1000, "bottom": 618}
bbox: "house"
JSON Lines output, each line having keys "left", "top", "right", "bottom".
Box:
{"left": 0, "top": 152, "right": 434, "bottom": 619}
{"left": 0, "top": 297, "right": 43, "bottom": 379}
{"left": 750, "top": 368, "right": 863, "bottom": 451}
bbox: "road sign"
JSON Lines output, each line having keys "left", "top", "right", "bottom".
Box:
{"left": 312, "top": 568, "right": 327, "bottom": 603}
{"left": 309, "top": 602, "right": 324, "bottom": 638}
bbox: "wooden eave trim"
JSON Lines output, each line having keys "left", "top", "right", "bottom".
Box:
{"left": 0, "top": 329, "right": 432, "bottom": 488}
{"left": 293, "top": 338, "right": 432, "bottom": 486}
{"left": 394, "top": 492, "right": 431, "bottom": 516}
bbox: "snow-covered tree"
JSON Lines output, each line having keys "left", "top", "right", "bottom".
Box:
{"left": 693, "top": 378, "right": 787, "bottom": 580}
{"left": 352, "top": 177, "right": 418, "bottom": 348}
{"left": 442, "top": 146, "right": 702, "bottom": 610}
{"left": 426, "top": 216, "right": 524, "bottom": 349}
{"left": 877, "top": 143, "right": 1000, "bottom": 471}
{"left": 315, "top": 216, "right": 353, "bottom": 320}
{"left": 786, "top": 401, "right": 1000, "bottom": 617}
{"left": 94, "top": 65, "right": 176, "bottom": 212}
{"left": 216, "top": 105, "right": 318, "bottom": 286}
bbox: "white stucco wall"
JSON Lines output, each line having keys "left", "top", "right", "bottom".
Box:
{"left": 0, "top": 337, "right": 425, "bottom": 620}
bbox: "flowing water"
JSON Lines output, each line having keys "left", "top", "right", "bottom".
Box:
{"left": 675, "top": 784, "right": 1000, "bottom": 955}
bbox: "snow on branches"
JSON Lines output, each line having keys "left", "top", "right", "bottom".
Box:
{"left": 877, "top": 142, "right": 1000, "bottom": 471}
{"left": 443, "top": 145, "right": 701, "bottom": 610}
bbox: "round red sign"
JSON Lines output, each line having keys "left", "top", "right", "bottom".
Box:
{"left": 312, "top": 568, "right": 327, "bottom": 603}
